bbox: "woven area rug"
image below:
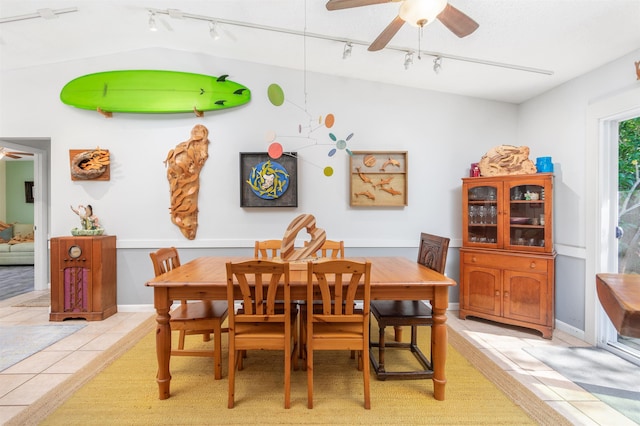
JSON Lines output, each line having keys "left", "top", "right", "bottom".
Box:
{"left": 0, "top": 324, "right": 86, "bottom": 371}
{"left": 525, "top": 346, "right": 640, "bottom": 423}
{"left": 9, "top": 318, "right": 569, "bottom": 426}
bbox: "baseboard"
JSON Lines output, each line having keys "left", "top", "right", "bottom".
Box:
{"left": 554, "top": 319, "right": 586, "bottom": 340}
{"left": 117, "top": 304, "right": 156, "bottom": 313}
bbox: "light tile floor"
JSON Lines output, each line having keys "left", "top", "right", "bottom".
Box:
{"left": 1, "top": 291, "right": 637, "bottom": 425}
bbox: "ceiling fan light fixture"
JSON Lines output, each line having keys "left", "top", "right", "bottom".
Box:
{"left": 399, "top": 0, "right": 448, "bottom": 27}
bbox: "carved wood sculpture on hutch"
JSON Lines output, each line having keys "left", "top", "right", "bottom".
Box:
{"left": 459, "top": 173, "right": 556, "bottom": 338}
{"left": 50, "top": 236, "right": 117, "bottom": 321}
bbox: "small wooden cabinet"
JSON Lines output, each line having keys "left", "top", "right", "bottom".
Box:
{"left": 459, "top": 174, "right": 556, "bottom": 338}
{"left": 50, "top": 235, "right": 117, "bottom": 321}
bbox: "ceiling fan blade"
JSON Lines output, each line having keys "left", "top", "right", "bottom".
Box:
{"left": 326, "top": 0, "right": 393, "bottom": 11}
{"left": 437, "top": 4, "right": 479, "bottom": 38}
{"left": 368, "top": 15, "right": 405, "bottom": 51}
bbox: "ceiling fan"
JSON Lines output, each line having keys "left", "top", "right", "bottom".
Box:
{"left": 0, "top": 147, "right": 34, "bottom": 160}
{"left": 326, "top": 0, "right": 479, "bottom": 51}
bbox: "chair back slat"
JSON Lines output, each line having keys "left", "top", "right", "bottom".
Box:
{"left": 320, "top": 240, "right": 345, "bottom": 258}
{"left": 306, "top": 239, "right": 345, "bottom": 259}
{"left": 149, "top": 247, "right": 181, "bottom": 277}
{"left": 254, "top": 239, "right": 282, "bottom": 259}
{"left": 308, "top": 259, "right": 370, "bottom": 317}
{"left": 226, "top": 260, "right": 290, "bottom": 320}
{"left": 417, "top": 233, "right": 450, "bottom": 274}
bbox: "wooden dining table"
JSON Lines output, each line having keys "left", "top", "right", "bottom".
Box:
{"left": 145, "top": 256, "right": 457, "bottom": 401}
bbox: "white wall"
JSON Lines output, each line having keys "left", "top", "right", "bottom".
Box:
{"left": 517, "top": 48, "right": 640, "bottom": 335}
{"left": 0, "top": 47, "right": 518, "bottom": 305}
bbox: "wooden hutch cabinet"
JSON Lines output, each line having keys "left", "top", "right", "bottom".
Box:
{"left": 50, "top": 235, "right": 117, "bottom": 321}
{"left": 459, "top": 173, "right": 556, "bottom": 338}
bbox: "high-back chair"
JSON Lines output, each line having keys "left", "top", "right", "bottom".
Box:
{"left": 369, "top": 233, "right": 449, "bottom": 380}
{"left": 254, "top": 239, "right": 282, "bottom": 259}
{"left": 299, "top": 239, "right": 349, "bottom": 366}
{"left": 254, "top": 239, "right": 299, "bottom": 359}
{"left": 305, "top": 259, "right": 371, "bottom": 409}
{"left": 225, "top": 259, "right": 298, "bottom": 409}
{"left": 316, "top": 239, "right": 345, "bottom": 258}
{"left": 149, "top": 247, "right": 229, "bottom": 380}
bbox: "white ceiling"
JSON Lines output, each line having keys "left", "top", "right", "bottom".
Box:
{"left": 0, "top": 0, "right": 639, "bottom": 104}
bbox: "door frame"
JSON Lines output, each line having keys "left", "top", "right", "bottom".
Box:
{"left": 586, "top": 86, "right": 640, "bottom": 345}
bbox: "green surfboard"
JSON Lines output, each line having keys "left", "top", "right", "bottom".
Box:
{"left": 60, "top": 70, "right": 251, "bottom": 114}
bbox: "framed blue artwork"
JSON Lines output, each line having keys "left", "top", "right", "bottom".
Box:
{"left": 240, "top": 152, "right": 298, "bottom": 207}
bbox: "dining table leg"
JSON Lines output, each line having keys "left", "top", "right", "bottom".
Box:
{"left": 154, "top": 288, "right": 172, "bottom": 400}
{"left": 431, "top": 287, "right": 448, "bottom": 401}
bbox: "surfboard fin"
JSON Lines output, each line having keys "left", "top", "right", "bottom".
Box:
{"left": 215, "top": 100, "right": 227, "bottom": 106}
{"left": 96, "top": 107, "right": 112, "bottom": 118}
{"left": 216, "top": 75, "right": 228, "bottom": 82}
{"left": 193, "top": 107, "right": 204, "bottom": 118}
{"left": 234, "top": 88, "right": 247, "bottom": 95}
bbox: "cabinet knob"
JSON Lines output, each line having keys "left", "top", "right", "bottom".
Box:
{"left": 504, "top": 291, "right": 509, "bottom": 298}
{"left": 530, "top": 262, "right": 536, "bottom": 269}
{"left": 472, "top": 256, "right": 477, "bottom": 263}
{"left": 495, "top": 290, "right": 500, "bottom": 296}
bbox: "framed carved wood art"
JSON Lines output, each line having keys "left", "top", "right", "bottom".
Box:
{"left": 349, "top": 151, "right": 408, "bottom": 207}
{"left": 240, "top": 152, "right": 298, "bottom": 207}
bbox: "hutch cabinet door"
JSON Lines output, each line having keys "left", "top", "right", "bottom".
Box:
{"left": 461, "top": 265, "right": 502, "bottom": 316}
{"left": 503, "top": 270, "right": 550, "bottom": 326}
{"left": 462, "top": 181, "right": 500, "bottom": 249}
{"left": 504, "top": 176, "right": 553, "bottom": 253}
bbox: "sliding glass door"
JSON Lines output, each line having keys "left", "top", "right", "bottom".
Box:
{"left": 606, "top": 116, "right": 640, "bottom": 363}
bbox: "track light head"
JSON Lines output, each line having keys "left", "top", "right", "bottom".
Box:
{"left": 209, "top": 21, "right": 220, "bottom": 40}
{"left": 404, "top": 52, "right": 414, "bottom": 70}
{"left": 148, "top": 12, "right": 157, "bottom": 31}
{"left": 433, "top": 56, "right": 442, "bottom": 74}
{"left": 342, "top": 42, "right": 352, "bottom": 60}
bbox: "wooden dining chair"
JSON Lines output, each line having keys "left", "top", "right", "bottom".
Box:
{"left": 254, "top": 239, "right": 282, "bottom": 258}
{"left": 299, "top": 239, "right": 349, "bottom": 366}
{"left": 149, "top": 247, "right": 229, "bottom": 380}
{"left": 305, "top": 259, "right": 371, "bottom": 409}
{"left": 369, "top": 233, "right": 449, "bottom": 380}
{"left": 314, "top": 239, "right": 345, "bottom": 258}
{"left": 226, "top": 259, "right": 298, "bottom": 409}
{"left": 253, "top": 239, "right": 299, "bottom": 360}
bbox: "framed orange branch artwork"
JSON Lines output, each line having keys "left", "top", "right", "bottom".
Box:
{"left": 349, "top": 151, "right": 408, "bottom": 207}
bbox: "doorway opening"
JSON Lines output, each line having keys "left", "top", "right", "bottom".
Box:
{"left": 0, "top": 138, "right": 50, "bottom": 293}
